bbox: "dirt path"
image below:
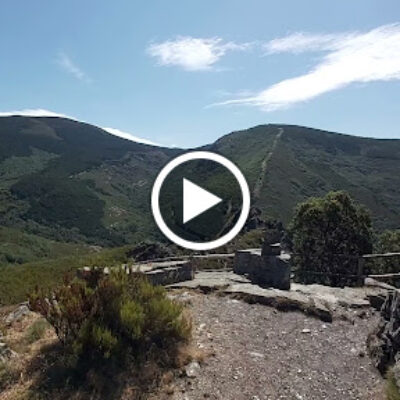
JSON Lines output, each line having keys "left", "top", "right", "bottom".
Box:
{"left": 166, "top": 292, "right": 385, "bottom": 400}
{"left": 253, "top": 127, "right": 283, "bottom": 200}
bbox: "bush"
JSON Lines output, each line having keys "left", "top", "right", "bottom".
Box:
{"left": 29, "top": 270, "right": 191, "bottom": 369}
{"left": 289, "top": 191, "right": 373, "bottom": 287}
{"left": 0, "top": 361, "right": 17, "bottom": 391}
{"left": 0, "top": 245, "right": 131, "bottom": 306}
{"left": 25, "top": 319, "right": 50, "bottom": 344}
{"left": 387, "top": 368, "right": 400, "bottom": 400}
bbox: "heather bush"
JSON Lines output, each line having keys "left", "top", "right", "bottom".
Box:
{"left": 25, "top": 319, "right": 49, "bottom": 344}
{"left": 29, "top": 270, "right": 191, "bottom": 368}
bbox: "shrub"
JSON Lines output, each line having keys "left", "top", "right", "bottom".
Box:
{"left": 29, "top": 270, "right": 191, "bottom": 369}
{"left": 26, "top": 319, "right": 49, "bottom": 344}
{"left": 0, "top": 361, "right": 18, "bottom": 391}
{"left": 387, "top": 368, "right": 400, "bottom": 400}
{"left": 289, "top": 191, "right": 373, "bottom": 287}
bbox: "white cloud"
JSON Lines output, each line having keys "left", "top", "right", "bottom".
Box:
{"left": 0, "top": 109, "right": 161, "bottom": 146}
{"left": 264, "top": 32, "right": 353, "bottom": 54}
{"left": 214, "top": 24, "right": 400, "bottom": 111}
{"left": 57, "top": 52, "right": 90, "bottom": 82}
{"left": 0, "top": 109, "right": 73, "bottom": 118}
{"left": 102, "top": 127, "right": 160, "bottom": 146}
{"left": 147, "top": 36, "right": 250, "bottom": 71}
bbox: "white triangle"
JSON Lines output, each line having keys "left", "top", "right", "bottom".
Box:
{"left": 183, "top": 178, "right": 222, "bottom": 224}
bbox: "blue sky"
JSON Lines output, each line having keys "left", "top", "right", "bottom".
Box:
{"left": 1, "top": 0, "right": 399, "bottom": 147}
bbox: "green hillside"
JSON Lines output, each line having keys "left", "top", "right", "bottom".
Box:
{"left": 210, "top": 124, "right": 400, "bottom": 230}
{"left": 0, "top": 226, "right": 90, "bottom": 265}
{"left": 0, "top": 116, "right": 399, "bottom": 267}
{"left": 0, "top": 116, "right": 178, "bottom": 249}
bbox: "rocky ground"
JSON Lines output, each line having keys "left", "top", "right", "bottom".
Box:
{"left": 156, "top": 291, "right": 385, "bottom": 400}
{"left": 0, "top": 282, "right": 388, "bottom": 400}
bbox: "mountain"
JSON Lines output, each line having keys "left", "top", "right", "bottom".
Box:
{"left": 0, "top": 116, "right": 399, "bottom": 261}
{"left": 0, "top": 116, "right": 179, "bottom": 247}
{"left": 209, "top": 124, "right": 400, "bottom": 230}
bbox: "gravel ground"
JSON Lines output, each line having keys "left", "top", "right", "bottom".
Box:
{"left": 167, "top": 292, "right": 385, "bottom": 400}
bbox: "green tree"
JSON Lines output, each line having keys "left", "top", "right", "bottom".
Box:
{"left": 289, "top": 191, "right": 373, "bottom": 287}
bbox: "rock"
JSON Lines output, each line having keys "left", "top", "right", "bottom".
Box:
{"left": 5, "top": 303, "right": 30, "bottom": 326}
{"left": 249, "top": 352, "right": 264, "bottom": 358}
{"left": 301, "top": 329, "right": 311, "bottom": 334}
{"left": 126, "top": 241, "right": 173, "bottom": 262}
{"left": 185, "top": 361, "right": 201, "bottom": 378}
{"left": 0, "top": 341, "right": 16, "bottom": 362}
{"left": 367, "top": 293, "right": 387, "bottom": 311}
{"left": 367, "top": 291, "right": 400, "bottom": 373}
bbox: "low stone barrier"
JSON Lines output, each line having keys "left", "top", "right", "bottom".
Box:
{"left": 77, "top": 260, "right": 195, "bottom": 286}
{"left": 135, "top": 260, "right": 195, "bottom": 286}
{"left": 234, "top": 244, "right": 291, "bottom": 290}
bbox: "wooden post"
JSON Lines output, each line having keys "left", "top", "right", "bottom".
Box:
{"left": 357, "top": 257, "right": 365, "bottom": 286}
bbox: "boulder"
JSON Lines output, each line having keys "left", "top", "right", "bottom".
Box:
{"left": 4, "top": 303, "right": 30, "bottom": 326}
{"left": 367, "top": 290, "right": 400, "bottom": 373}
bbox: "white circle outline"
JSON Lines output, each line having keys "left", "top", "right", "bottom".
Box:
{"left": 151, "top": 151, "right": 251, "bottom": 251}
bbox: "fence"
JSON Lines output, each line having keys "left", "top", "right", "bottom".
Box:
{"left": 289, "top": 252, "right": 400, "bottom": 287}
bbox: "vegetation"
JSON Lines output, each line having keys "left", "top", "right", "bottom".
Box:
{"left": 0, "top": 360, "right": 18, "bottom": 391}
{"left": 387, "top": 368, "right": 400, "bottom": 400}
{"left": 0, "top": 246, "right": 131, "bottom": 305}
{"left": 0, "top": 117, "right": 399, "bottom": 254}
{"left": 25, "top": 319, "right": 50, "bottom": 344}
{"left": 289, "top": 191, "right": 373, "bottom": 287}
{"left": 212, "top": 124, "right": 400, "bottom": 231}
{"left": 29, "top": 270, "right": 191, "bottom": 370}
{"left": 0, "top": 115, "right": 176, "bottom": 246}
{"left": 371, "top": 230, "right": 400, "bottom": 274}
{"left": 0, "top": 226, "right": 88, "bottom": 266}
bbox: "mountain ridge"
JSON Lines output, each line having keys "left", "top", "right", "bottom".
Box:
{"left": 0, "top": 116, "right": 399, "bottom": 263}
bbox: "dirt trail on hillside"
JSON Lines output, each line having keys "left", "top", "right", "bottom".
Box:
{"left": 253, "top": 127, "right": 283, "bottom": 200}
{"left": 156, "top": 292, "right": 385, "bottom": 400}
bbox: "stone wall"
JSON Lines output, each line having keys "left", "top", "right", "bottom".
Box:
{"left": 234, "top": 244, "right": 291, "bottom": 290}
{"left": 77, "top": 260, "right": 195, "bottom": 287}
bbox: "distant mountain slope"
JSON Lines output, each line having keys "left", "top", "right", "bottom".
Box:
{"left": 0, "top": 117, "right": 398, "bottom": 255}
{"left": 211, "top": 124, "right": 400, "bottom": 230}
{"left": 0, "top": 116, "right": 178, "bottom": 246}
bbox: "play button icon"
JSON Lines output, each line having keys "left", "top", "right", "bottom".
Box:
{"left": 183, "top": 179, "right": 222, "bottom": 224}
{"left": 151, "top": 151, "right": 250, "bottom": 251}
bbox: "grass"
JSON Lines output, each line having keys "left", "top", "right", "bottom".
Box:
{"left": 0, "top": 226, "right": 89, "bottom": 266}
{"left": 387, "top": 368, "right": 400, "bottom": 400}
{"left": 25, "top": 319, "right": 50, "bottom": 344}
{"left": 0, "top": 245, "right": 131, "bottom": 306}
{"left": 0, "top": 360, "right": 18, "bottom": 391}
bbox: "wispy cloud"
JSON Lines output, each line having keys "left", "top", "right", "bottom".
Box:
{"left": 102, "top": 127, "right": 160, "bottom": 146}
{"left": 264, "top": 32, "right": 353, "bottom": 54}
{"left": 0, "top": 109, "right": 161, "bottom": 146}
{"left": 147, "top": 36, "right": 250, "bottom": 71}
{"left": 0, "top": 109, "right": 73, "bottom": 118}
{"left": 214, "top": 24, "right": 400, "bottom": 111}
{"left": 57, "top": 52, "right": 90, "bottom": 82}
